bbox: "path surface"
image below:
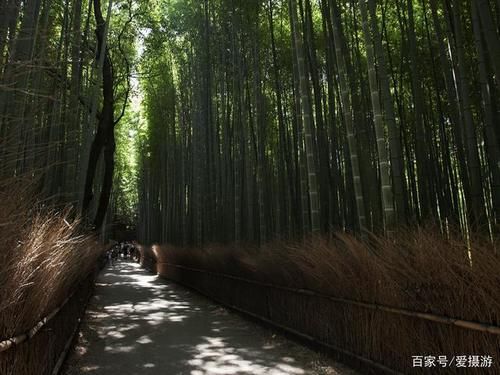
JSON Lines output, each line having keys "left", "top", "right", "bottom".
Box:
{"left": 64, "top": 261, "right": 357, "bottom": 375}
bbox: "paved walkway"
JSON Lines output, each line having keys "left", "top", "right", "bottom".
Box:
{"left": 64, "top": 261, "right": 357, "bottom": 375}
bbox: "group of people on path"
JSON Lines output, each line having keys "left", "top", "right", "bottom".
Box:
{"left": 106, "top": 241, "right": 138, "bottom": 266}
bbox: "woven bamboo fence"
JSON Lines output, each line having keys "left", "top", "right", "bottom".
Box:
{"left": 138, "top": 245, "right": 500, "bottom": 374}
{"left": 0, "top": 269, "right": 98, "bottom": 375}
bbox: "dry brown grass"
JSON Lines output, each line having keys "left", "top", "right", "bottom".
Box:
{"left": 0, "top": 177, "right": 104, "bottom": 340}
{"left": 139, "top": 227, "right": 500, "bottom": 372}
{"left": 143, "top": 228, "right": 500, "bottom": 323}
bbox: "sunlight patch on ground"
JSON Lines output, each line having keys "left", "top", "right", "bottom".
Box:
{"left": 107, "top": 330, "right": 126, "bottom": 339}
{"left": 136, "top": 335, "right": 153, "bottom": 344}
{"left": 104, "top": 303, "right": 134, "bottom": 312}
{"left": 64, "top": 262, "right": 356, "bottom": 375}
{"left": 81, "top": 365, "right": 100, "bottom": 372}
{"left": 104, "top": 345, "right": 135, "bottom": 353}
{"left": 188, "top": 336, "right": 306, "bottom": 375}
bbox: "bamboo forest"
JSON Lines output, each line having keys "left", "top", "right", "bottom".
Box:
{"left": 1, "top": 0, "right": 500, "bottom": 374}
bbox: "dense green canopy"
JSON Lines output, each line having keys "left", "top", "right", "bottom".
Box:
{"left": 1, "top": 0, "right": 499, "bottom": 244}
{"left": 135, "top": 0, "right": 500, "bottom": 244}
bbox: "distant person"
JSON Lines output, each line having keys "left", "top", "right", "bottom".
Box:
{"left": 107, "top": 250, "right": 114, "bottom": 266}
{"left": 120, "top": 242, "right": 127, "bottom": 259}
{"left": 130, "top": 242, "right": 138, "bottom": 261}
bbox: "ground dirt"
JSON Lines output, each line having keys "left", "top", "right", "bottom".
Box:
{"left": 63, "top": 261, "right": 359, "bottom": 375}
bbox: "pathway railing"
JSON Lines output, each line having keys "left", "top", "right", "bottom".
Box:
{"left": 0, "top": 267, "right": 99, "bottom": 375}
{"left": 139, "top": 250, "right": 500, "bottom": 374}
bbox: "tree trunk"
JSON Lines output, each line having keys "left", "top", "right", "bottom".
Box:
{"left": 449, "top": 0, "right": 486, "bottom": 228}
{"left": 330, "top": 1, "right": 368, "bottom": 231}
{"left": 360, "top": 0, "right": 395, "bottom": 231}
{"left": 290, "top": 0, "right": 320, "bottom": 233}
{"left": 472, "top": 1, "right": 500, "bottom": 224}
{"left": 476, "top": 0, "right": 500, "bottom": 94}
{"left": 81, "top": 0, "right": 116, "bottom": 231}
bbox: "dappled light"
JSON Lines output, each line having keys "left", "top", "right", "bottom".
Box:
{"left": 188, "top": 337, "right": 306, "bottom": 375}
{"left": 65, "top": 262, "right": 350, "bottom": 374}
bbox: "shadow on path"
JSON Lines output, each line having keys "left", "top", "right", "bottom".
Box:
{"left": 64, "top": 261, "right": 356, "bottom": 375}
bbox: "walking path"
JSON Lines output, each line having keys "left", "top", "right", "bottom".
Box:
{"left": 64, "top": 261, "right": 357, "bottom": 375}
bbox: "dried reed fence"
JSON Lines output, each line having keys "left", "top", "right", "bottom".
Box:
{"left": 0, "top": 177, "right": 105, "bottom": 375}
{"left": 138, "top": 228, "right": 500, "bottom": 374}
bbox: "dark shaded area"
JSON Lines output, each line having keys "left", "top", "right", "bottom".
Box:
{"left": 108, "top": 222, "right": 137, "bottom": 243}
